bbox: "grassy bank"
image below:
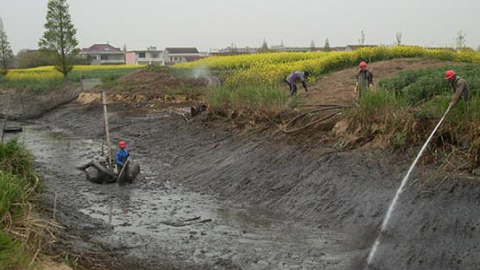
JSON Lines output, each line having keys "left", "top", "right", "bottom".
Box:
{"left": 1, "top": 65, "right": 143, "bottom": 94}
{"left": 0, "top": 139, "right": 56, "bottom": 270}
{"left": 345, "top": 65, "right": 480, "bottom": 170}
{"left": 206, "top": 84, "right": 292, "bottom": 121}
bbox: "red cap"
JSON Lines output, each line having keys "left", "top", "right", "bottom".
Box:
{"left": 119, "top": 141, "right": 126, "bottom": 148}
{"left": 359, "top": 61, "right": 367, "bottom": 68}
{"left": 445, "top": 70, "right": 455, "bottom": 80}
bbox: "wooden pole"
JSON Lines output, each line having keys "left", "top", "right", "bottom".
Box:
{"left": 102, "top": 91, "right": 113, "bottom": 173}
{"left": 1, "top": 95, "right": 11, "bottom": 143}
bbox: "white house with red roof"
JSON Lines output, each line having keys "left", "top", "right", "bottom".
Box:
{"left": 81, "top": 44, "right": 125, "bottom": 65}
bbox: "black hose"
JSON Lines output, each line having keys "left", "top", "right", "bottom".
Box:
{"left": 283, "top": 104, "right": 348, "bottom": 134}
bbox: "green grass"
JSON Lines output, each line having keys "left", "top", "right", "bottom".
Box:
{"left": 69, "top": 67, "right": 141, "bottom": 83}
{"left": 0, "top": 66, "right": 141, "bottom": 94}
{"left": 378, "top": 64, "right": 480, "bottom": 105}
{"left": 207, "top": 84, "right": 291, "bottom": 117}
{"left": 0, "top": 76, "right": 66, "bottom": 94}
{"left": 344, "top": 65, "right": 480, "bottom": 169}
{"left": 0, "top": 139, "right": 48, "bottom": 270}
{"left": 0, "top": 231, "right": 29, "bottom": 270}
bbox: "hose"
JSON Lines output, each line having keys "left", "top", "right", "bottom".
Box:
{"left": 282, "top": 104, "right": 348, "bottom": 134}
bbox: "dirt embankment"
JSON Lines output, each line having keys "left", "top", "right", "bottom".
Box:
{"left": 4, "top": 58, "right": 479, "bottom": 270}
{"left": 34, "top": 97, "right": 480, "bottom": 270}
{"left": 307, "top": 58, "right": 464, "bottom": 104}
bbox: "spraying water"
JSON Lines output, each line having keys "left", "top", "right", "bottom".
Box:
{"left": 366, "top": 105, "right": 452, "bottom": 267}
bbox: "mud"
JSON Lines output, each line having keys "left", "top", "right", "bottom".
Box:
{"left": 3, "top": 62, "right": 480, "bottom": 269}
{"left": 12, "top": 107, "right": 360, "bottom": 270}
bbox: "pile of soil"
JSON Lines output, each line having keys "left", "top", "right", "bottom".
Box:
{"left": 104, "top": 68, "right": 208, "bottom": 96}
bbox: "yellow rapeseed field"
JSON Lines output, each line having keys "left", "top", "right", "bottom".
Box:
{"left": 6, "top": 65, "right": 143, "bottom": 80}
{"left": 177, "top": 46, "right": 480, "bottom": 87}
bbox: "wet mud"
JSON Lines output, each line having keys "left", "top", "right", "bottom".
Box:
{"left": 7, "top": 98, "right": 480, "bottom": 270}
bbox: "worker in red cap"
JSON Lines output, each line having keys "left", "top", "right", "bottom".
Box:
{"left": 445, "top": 69, "right": 470, "bottom": 107}
{"left": 115, "top": 140, "right": 130, "bottom": 174}
{"left": 354, "top": 61, "right": 374, "bottom": 98}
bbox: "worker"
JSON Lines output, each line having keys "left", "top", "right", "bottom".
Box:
{"left": 115, "top": 140, "right": 129, "bottom": 174}
{"left": 285, "top": 71, "right": 309, "bottom": 96}
{"left": 445, "top": 70, "right": 470, "bottom": 107}
{"left": 354, "top": 61, "right": 374, "bottom": 98}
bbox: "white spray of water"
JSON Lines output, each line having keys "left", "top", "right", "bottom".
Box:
{"left": 366, "top": 105, "right": 452, "bottom": 267}
{"left": 192, "top": 64, "right": 210, "bottom": 79}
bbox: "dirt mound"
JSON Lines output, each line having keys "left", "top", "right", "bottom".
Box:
{"left": 110, "top": 68, "right": 208, "bottom": 96}
{"left": 307, "top": 58, "right": 465, "bottom": 105}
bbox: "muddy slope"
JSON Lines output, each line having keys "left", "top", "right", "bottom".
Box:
{"left": 28, "top": 98, "right": 480, "bottom": 270}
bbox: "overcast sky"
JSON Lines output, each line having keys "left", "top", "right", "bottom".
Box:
{"left": 1, "top": 0, "right": 479, "bottom": 53}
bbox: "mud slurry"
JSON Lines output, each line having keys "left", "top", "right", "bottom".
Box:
{"left": 16, "top": 115, "right": 358, "bottom": 270}
{"left": 13, "top": 97, "right": 480, "bottom": 270}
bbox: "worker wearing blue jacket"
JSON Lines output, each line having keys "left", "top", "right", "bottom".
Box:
{"left": 115, "top": 140, "right": 129, "bottom": 173}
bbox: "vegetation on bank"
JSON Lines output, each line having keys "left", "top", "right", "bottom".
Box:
{"left": 345, "top": 66, "right": 480, "bottom": 170}
{"left": 177, "top": 46, "right": 480, "bottom": 87}
{"left": 0, "top": 65, "right": 143, "bottom": 93}
{"left": 0, "top": 139, "right": 56, "bottom": 270}
{"left": 176, "top": 46, "right": 480, "bottom": 117}
{"left": 178, "top": 48, "right": 480, "bottom": 169}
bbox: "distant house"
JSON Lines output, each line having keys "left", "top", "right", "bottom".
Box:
{"left": 163, "top": 47, "right": 200, "bottom": 65}
{"left": 81, "top": 44, "right": 125, "bottom": 65}
{"left": 126, "top": 46, "right": 164, "bottom": 66}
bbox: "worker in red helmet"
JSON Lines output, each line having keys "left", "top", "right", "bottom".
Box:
{"left": 354, "top": 61, "right": 374, "bottom": 98}
{"left": 115, "top": 140, "right": 130, "bottom": 174}
{"left": 445, "top": 69, "right": 470, "bottom": 107}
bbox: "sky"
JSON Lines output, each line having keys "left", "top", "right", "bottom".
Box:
{"left": 1, "top": 0, "right": 479, "bottom": 54}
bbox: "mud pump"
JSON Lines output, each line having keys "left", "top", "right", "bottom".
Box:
{"left": 76, "top": 91, "right": 140, "bottom": 185}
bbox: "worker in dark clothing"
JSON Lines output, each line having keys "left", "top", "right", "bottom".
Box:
{"left": 355, "top": 61, "right": 374, "bottom": 98}
{"left": 445, "top": 69, "right": 470, "bottom": 107}
{"left": 115, "top": 140, "right": 129, "bottom": 174}
{"left": 285, "top": 71, "right": 309, "bottom": 96}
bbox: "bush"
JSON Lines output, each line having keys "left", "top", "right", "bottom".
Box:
{"left": 378, "top": 64, "right": 480, "bottom": 105}
{"left": 207, "top": 85, "right": 291, "bottom": 117}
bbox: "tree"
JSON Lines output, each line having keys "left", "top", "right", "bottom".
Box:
{"left": 455, "top": 30, "right": 467, "bottom": 51}
{"left": 323, "top": 38, "right": 331, "bottom": 52}
{"left": 395, "top": 32, "right": 402, "bottom": 46}
{"left": 258, "top": 39, "right": 270, "bottom": 53}
{"left": 39, "top": 0, "right": 79, "bottom": 78}
{"left": 0, "top": 17, "right": 14, "bottom": 75}
{"left": 17, "top": 49, "right": 56, "bottom": 68}
{"left": 310, "top": 40, "right": 316, "bottom": 51}
{"left": 358, "top": 30, "right": 366, "bottom": 45}
{"left": 477, "top": 44, "right": 480, "bottom": 52}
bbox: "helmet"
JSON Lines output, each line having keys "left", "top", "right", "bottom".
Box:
{"left": 359, "top": 61, "right": 367, "bottom": 68}
{"left": 119, "top": 141, "right": 126, "bottom": 148}
{"left": 445, "top": 70, "right": 455, "bottom": 80}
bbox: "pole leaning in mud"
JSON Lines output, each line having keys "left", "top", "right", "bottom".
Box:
{"left": 366, "top": 104, "right": 452, "bottom": 267}
{"left": 102, "top": 91, "right": 113, "bottom": 173}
